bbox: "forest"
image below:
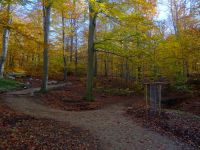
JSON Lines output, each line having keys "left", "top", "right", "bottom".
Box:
{"left": 0, "top": 0, "right": 200, "bottom": 149}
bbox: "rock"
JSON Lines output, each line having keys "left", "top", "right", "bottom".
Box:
{"left": 7, "top": 76, "right": 15, "bottom": 80}
{"left": 24, "top": 82, "right": 31, "bottom": 89}
{"left": 127, "top": 107, "right": 133, "bottom": 113}
{"left": 7, "top": 72, "right": 26, "bottom": 78}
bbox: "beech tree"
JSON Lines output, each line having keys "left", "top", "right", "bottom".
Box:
{"left": 41, "top": 0, "right": 52, "bottom": 92}
{"left": 85, "top": 0, "right": 98, "bottom": 101}
{"left": 0, "top": 2, "right": 11, "bottom": 78}
{"left": 0, "top": 0, "right": 30, "bottom": 78}
{"left": 0, "top": 0, "right": 198, "bottom": 94}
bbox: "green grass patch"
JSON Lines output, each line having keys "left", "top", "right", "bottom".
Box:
{"left": 0, "top": 79, "right": 22, "bottom": 92}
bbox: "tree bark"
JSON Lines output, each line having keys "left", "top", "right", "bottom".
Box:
{"left": 62, "top": 11, "right": 68, "bottom": 81}
{"left": 104, "top": 53, "right": 108, "bottom": 77}
{"left": 69, "top": 0, "right": 76, "bottom": 62}
{"left": 0, "top": 4, "right": 12, "bottom": 78}
{"left": 69, "top": 18, "right": 74, "bottom": 62}
{"left": 41, "top": 0, "right": 51, "bottom": 92}
{"left": 75, "top": 30, "right": 78, "bottom": 75}
{"left": 85, "top": 2, "right": 97, "bottom": 101}
{"left": 94, "top": 51, "right": 97, "bottom": 77}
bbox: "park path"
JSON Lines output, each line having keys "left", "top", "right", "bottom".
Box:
{"left": 8, "top": 83, "right": 67, "bottom": 95}
{"left": 2, "top": 85, "right": 195, "bottom": 150}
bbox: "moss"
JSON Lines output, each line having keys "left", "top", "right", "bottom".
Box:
{"left": 0, "top": 79, "right": 21, "bottom": 92}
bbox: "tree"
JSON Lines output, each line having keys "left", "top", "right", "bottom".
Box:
{"left": 168, "top": 0, "right": 199, "bottom": 78}
{"left": 61, "top": 11, "right": 68, "bottom": 81}
{"left": 0, "top": 0, "right": 31, "bottom": 78}
{"left": 41, "top": 0, "right": 52, "bottom": 92}
{"left": 85, "top": 0, "right": 98, "bottom": 101}
{"left": 0, "top": 2, "right": 11, "bottom": 78}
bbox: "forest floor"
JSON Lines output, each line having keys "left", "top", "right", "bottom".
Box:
{"left": 0, "top": 102, "right": 100, "bottom": 150}
{"left": 1, "top": 77, "right": 198, "bottom": 150}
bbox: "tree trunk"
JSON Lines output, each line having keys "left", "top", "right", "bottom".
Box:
{"left": 70, "top": 18, "right": 74, "bottom": 62}
{"left": 85, "top": 3, "right": 97, "bottom": 101}
{"left": 137, "top": 66, "right": 141, "bottom": 81}
{"left": 0, "top": 4, "right": 11, "bottom": 78}
{"left": 62, "top": 11, "right": 67, "bottom": 81}
{"left": 125, "top": 57, "right": 129, "bottom": 86}
{"left": 69, "top": 0, "right": 76, "bottom": 63}
{"left": 111, "top": 55, "right": 113, "bottom": 78}
{"left": 41, "top": 1, "right": 51, "bottom": 92}
{"left": 75, "top": 30, "right": 78, "bottom": 75}
{"left": 104, "top": 54, "right": 108, "bottom": 77}
{"left": 94, "top": 51, "right": 97, "bottom": 77}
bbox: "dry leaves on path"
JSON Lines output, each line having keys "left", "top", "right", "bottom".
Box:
{"left": 0, "top": 103, "right": 100, "bottom": 150}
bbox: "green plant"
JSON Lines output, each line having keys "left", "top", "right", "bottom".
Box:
{"left": 133, "top": 82, "right": 143, "bottom": 94}
{"left": 173, "top": 74, "right": 190, "bottom": 92}
{"left": 0, "top": 79, "right": 21, "bottom": 91}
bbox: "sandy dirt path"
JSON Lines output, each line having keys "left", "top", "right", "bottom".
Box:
{"left": 2, "top": 86, "right": 195, "bottom": 150}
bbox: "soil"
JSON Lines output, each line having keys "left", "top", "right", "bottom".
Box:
{"left": 35, "top": 77, "right": 134, "bottom": 111}
{"left": 126, "top": 98, "right": 200, "bottom": 149}
{"left": 2, "top": 77, "right": 199, "bottom": 150}
{"left": 163, "top": 92, "right": 200, "bottom": 116}
{"left": 0, "top": 102, "right": 100, "bottom": 150}
{"left": 35, "top": 81, "right": 102, "bottom": 111}
{"left": 3, "top": 90, "right": 194, "bottom": 150}
{"left": 14, "top": 76, "right": 200, "bottom": 116}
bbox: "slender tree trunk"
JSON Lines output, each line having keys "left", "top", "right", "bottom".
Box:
{"left": 10, "top": 55, "right": 14, "bottom": 69}
{"left": 137, "top": 66, "right": 141, "bottom": 81}
{"left": 93, "top": 22, "right": 97, "bottom": 77}
{"left": 41, "top": 1, "right": 51, "bottom": 92}
{"left": 21, "top": 53, "right": 24, "bottom": 67}
{"left": 0, "top": 4, "right": 11, "bottom": 78}
{"left": 62, "top": 12, "right": 67, "bottom": 81}
{"left": 85, "top": 3, "right": 97, "bottom": 101}
{"left": 111, "top": 55, "right": 113, "bottom": 79}
{"left": 70, "top": 0, "right": 76, "bottom": 64}
{"left": 136, "top": 28, "right": 142, "bottom": 82}
{"left": 120, "top": 59, "right": 124, "bottom": 88}
{"left": 9, "top": 53, "right": 12, "bottom": 67}
{"left": 36, "top": 43, "right": 40, "bottom": 66}
{"left": 104, "top": 54, "right": 108, "bottom": 77}
{"left": 125, "top": 57, "right": 129, "bottom": 86}
{"left": 70, "top": 18, "right": 74, "bottom": 62}
{"left": 75, "top": 30, "right": 78, "bottom": 75}
{"left": 94, "top": 51, "right": 97, "bottom": 77}
{"left": 74, "top": 13, "right": 78, "bottom": 75}
{"left": 70, "top": 37, "right": 73, "bottom": 62}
